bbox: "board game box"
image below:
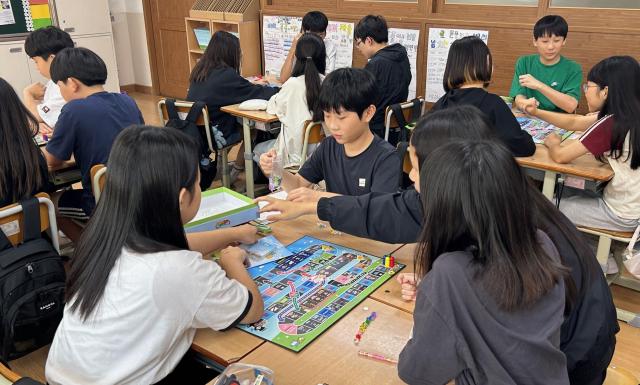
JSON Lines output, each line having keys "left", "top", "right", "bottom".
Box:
{"left": 238, "top": 236, "right": 404, "bottom": 352}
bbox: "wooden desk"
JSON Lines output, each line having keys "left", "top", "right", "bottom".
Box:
{"left": 220, "top": 104, "right": 279, "bottom": 198}
{"left": 516, "top": 144, "right": 614, "bottom": 199}
{"left": 192, "top": 214, "right": 402, "bottom": 366}
{"left": 240, "top": 298, "right": 412, "bottom": 385}
{"left": 370, "top": 244, "right": 416, "bottom": 314}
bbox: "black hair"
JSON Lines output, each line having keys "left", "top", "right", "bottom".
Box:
{"left": 587, "top": 56, "right": 640, "bottom": 169}
{"left": 533, "top": 15, "right": 569, "bottom": 40}
{"left": 50, "top": 47, "right": 107, "bottom": 87}
{"left": 416, "top": 140, "right": 568, "bottom": 311}
{"left": 291, "top": 33, "right": 326, "bottom": 122}
{"left": 0, "top": 77, "right": 45, "bottom": 203}
{"left": 190, "top": 31, "right": 241, "bottom": 83}
{"left": 301, "top": 11, "right": 329, "bottom": 34}
{"left": 443, "top": 36, "right": 492, "bottom": 92}
{"left": 66, "top": 125, "right": 199, "bottom": 320}
{"left": 318, "top": 68, "right": 378, "bottom": 117}
{"left": 410, "top": 105, "right": 494, "bottom": 166}
{"left": 354, "top": 15, "right": 388, "bottom": 44}
{"left": 24, "top": 26, "right": 74, "bottom": 60}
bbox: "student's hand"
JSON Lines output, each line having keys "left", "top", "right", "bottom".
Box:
{"left": 251, "top": 78, "right": 269, "bottom": 86}
{"left": 235, "top": 224, "right": 259, "bottom": 245}
{"left": 219, "top": 246, "right": 249, "bottom": 268}
{"left": 396, "top": 273, "right": 418, "bottom": 301}
{"left": 287, "top": 187, "right": 321, "bottom": 203}
{"left": 38, "top": 122, "right": 53, "bottom": 136}
{"left": 544, "top": 133, "right": 562, "bottom": 148}
{"left": 521, "top": 97, "right": 539, "bottom": 114}
{"left": 519, "top": 74, "right": 544, "bottom": 91}
{"left": 25, "top": 82, "right": 46, "bottom": 99}
{"left": 255, "top": 196, "right": 312, "bottom": 221}
{"left": 259, "top": 149, "right": 277, "bottom": 176}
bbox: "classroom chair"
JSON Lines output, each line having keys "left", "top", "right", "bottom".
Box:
{"left": 578, "top": 225, "right": 640, "bottom": 326}
{"left": 0, "top": 193, "right": 60, "bottom": 253}
{"left": 90, "top": 164, "right": 107, "bottom": 203}
{"left": 300, "top": 121, "right": 325, "bottom": 164}
{"left": 384, "top": 98, "right": 425, "bottom": 142}
{"left": 0, "top": 362, "right": 20, "bottom": 384}
{"left": 157, "top": 99, "right": 232, "bottom": 188}
{"left": 604, "top": 365, "right": 639, "bottom": 385}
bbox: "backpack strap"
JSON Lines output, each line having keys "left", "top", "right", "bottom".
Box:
{"left": 185, "top": 101, "right": 206, "bottom": 124}
{"left": 164, "top": 99, "right": 180, "bottom": 122}
{"left": 390, "top": 103, "right": 408, "bottom": 131}
{"left": 396, "top": 141, "right": 410, "bottom": 191}
{"left": 20, "top": 197, "right": 41, "bottom": 243}
{"left": 409, "top": 98, "right": 422, "bottom": 122}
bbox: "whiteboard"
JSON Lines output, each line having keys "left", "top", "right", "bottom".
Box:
{"left": 425, "top": 28, "right": 489, "bottom": 103}
{"left": 262, "top": 15, "right": 354, "bottom": 78}
{"left": 388, "top": 27, "right": 420, "bottom": 100}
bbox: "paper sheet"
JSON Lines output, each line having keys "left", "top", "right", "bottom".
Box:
{"left": 388, "top": 28, "right": 420, "bottom": 100}
{"left": 0, "top": 0, "right": 16, "bottom": 26}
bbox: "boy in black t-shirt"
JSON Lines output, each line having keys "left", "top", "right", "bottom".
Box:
{"left": 259, "top": 68, "right": 400, "bottom": 203}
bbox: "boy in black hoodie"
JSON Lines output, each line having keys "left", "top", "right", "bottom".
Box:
{"left": 355, "top": 15, "right": 411, "bottom": 143}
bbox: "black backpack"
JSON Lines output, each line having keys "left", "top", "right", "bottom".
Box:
{"left": 391, "top": 98, "right": 423, "bottom": 190}
{"left": 164, "top": 99, "right": 218, "bottom": 190}
{"left": 0, "top": 198, "right": 65, "bottom": 361}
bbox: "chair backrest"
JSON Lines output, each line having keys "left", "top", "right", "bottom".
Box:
{"left": 604, "top": 366, "right": 639, "bottom": 385}
{"left": 0, "top": 362, "right": 20, "bottom": 383}
{"left": 403, "top": 149, "right": 412, "bottom": 175}
{"left": 301, "top": 121, "right": 325, "bottom": 162}
{"left": 157, "top": 99, "right": 215, "bottom": 153}
{"left": 0, "top": 193, "right": 59, "bottom": 252}
{"left": 384, "top": 98, "right": 425, "bottom": 141}
{"left": 91, "top": 164, "right": 107, "bottom": 203}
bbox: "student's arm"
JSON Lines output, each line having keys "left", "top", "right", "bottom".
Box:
{"left": 259, "top": 149, "right": 312, "bottom": 192}
{"left": 22, "top": 83, "right": 45, "bottom": 123}
{"left": 510, "top": 57, "right": 536, "bottom": 111}
{"left": 40, "top": 147, "right": 64, "bottom": 168}
{"left": 543, "top": 133, "right": 589, "bottom": 164}
{"left": 186, "top": 224, "right": 259, "bottom": 255}
{"left": 42, "top": 108, "right": 74, "bottom": 168}
{"left": 490, "top": 95, "right": 536, "bottom": 157}
{"left": 218, "top": 247, "right": 264, "bottom": 323}
{"left": 526, "top": 104, "right": 598, "bottom": 132}
{"left": 256, "top": 196, "right": 317, "bottom": 221}
{"left": 518, "top": 74, "right": 578, "bottom": 113}
{"left": 279, "top": 32, "right": 303, "bottom": 83}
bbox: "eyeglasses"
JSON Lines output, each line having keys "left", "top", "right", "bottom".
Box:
{"left": 582, "top": 83, "right": 600, "bottom": 93}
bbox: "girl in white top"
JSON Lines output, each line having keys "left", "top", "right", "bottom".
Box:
{"left": 255, "top": 33, "right": 326, "bottom": 168}
{"left": 45, "top": 125, "right": 264, "bottom": 385}
{"left": 526, "top": 56, "right": 640, "bottom": 232}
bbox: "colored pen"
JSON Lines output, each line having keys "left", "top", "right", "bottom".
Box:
{"left": 358, "top": 350, "right": 399, "bottom": 364}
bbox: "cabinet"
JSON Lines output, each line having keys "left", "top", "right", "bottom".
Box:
{"left": 53, "top": 0, "right": 111, "bottom": 36}
{"left": 74, "top": 35, "right": 120, "bottom": 92}
{"left": 0, "top": 42, "right": 33, "bottom": 93}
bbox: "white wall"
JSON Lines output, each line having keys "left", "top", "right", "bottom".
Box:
{"left": 108, "top": 0, "right": 152, "bottom": 87}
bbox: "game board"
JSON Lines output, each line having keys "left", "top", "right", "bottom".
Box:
{"left": 517, "top": 117, "right": 577, "bottom": 144}
{"left": 238, "top": 236, "right": 404, "bottom": 352}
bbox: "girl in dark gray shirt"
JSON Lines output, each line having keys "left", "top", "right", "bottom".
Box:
{"left": 398, "top": 140, "right": 569, "bottom": 385}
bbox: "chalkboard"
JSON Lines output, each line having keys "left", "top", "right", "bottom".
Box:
{"left": 0, "top": 0, "right": 54, "bottom": 38}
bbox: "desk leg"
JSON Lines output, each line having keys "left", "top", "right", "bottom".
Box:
{"left": 542, "top": 171, "right": 556, "bottom": 200}
{"left": 243, "top": 117, "right": 254, "bottom": 198}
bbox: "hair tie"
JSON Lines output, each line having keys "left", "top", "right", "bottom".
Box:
{"left": 305, "top": 56, "right": 312, "bottom": 61}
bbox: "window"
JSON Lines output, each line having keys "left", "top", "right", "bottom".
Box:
{"left": 552, "top": 0, "right": 640, "bottom": 8}
{"left": 445, "top": 0, "right": 536, "bottom": 5}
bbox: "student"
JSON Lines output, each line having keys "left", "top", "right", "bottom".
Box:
{"left": 354, "top": 15, "right": 411, "bottom": 142}
{"left": 42, "top": 47, "right": 144, "bottom": 241}
{"left": 46, "top": 126, "right": 263, "bottom": 385}
{"left": 254, "top": 33, "right": 325, "bottom": 169}
{"left": 398, "top": 140, "right": 569, "bottom": 385}
{"left": 0, "top": 77, "right": 52, "bottom": 207}
{"left": 279, "top": 11, "right": 336, "bottom": 83}
{"left": 22, "top": 26, "right": 74, "bottom": 133}
{"left": 259, "top": 68, "right": 400, "bottom": 203}
{"left": 510, "top": 15, "right": 582, "bottom": 113}
{"left": 259, "top": 105, "right": 618, "bottom": 384}
{"left": 527, "top": 56, "right": 640, "bottom": 233}
{"left": 187, "top": 31, "right": 279, "bottom": 174}
{"left": 431, "top": 35, "right": 535, "bottom": 157}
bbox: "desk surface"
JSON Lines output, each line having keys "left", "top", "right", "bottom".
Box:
{"left": 240, "top": 298, "right": 412, "bottom": 385}
{"left": 370, "top": 244, "right": 416, "bottom": 314}
{"left": 220, "top": 104, "right": 279, "bottom": 123}
{"left": 192, "top": 215, "right": 401, "bottom": 365}
{"left": 517, "top": 144, "right": 614, "bottom": 182}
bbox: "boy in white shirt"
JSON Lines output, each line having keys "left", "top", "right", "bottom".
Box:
{"left": 22, "top": 26, "right": 74, "bottom": 134}
{"left": 279, "top": 11, "right": 337, "bottom": 83}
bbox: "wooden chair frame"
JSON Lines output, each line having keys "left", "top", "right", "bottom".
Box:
{"left": 300, "top": 121, "right": 325, "bottom": 163}
{"left": 90, "top": 164, "right": 107, "bottom": 203}
{"left": 384, "top": 98, "right": 425, "bottom": 142}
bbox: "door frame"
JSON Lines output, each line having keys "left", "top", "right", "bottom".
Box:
{"left": 142, "top": 0, "right": 160, "bottom": 95}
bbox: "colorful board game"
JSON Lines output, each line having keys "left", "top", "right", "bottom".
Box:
{"left": 517, "top": 117, "right": 577, "bottom": 144}
{"left": 238, "top": 236, "right": 404, "bottom": 352}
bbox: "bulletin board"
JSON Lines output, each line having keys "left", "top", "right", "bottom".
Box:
{"left": 0, "top": 0, "right": 55, "bottom": 38}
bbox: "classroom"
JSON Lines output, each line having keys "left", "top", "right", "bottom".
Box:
{"left": 0, "top": 0, "right": 639, "bottom": 383}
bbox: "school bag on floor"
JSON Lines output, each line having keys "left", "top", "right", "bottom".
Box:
{"left": 164, "top": 99, "right": 218, "bottom": 190}
{"left": 0, "top": 198, "right": 65, "bottom": 361}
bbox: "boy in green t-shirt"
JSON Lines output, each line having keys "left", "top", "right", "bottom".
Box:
{"left": 510, "top": 15, "right": 582, "bottom": 113}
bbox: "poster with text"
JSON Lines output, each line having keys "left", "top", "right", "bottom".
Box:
{"left": 425, "top": 28, "right": 489, "bottom": 103}
{"left": 389, "top": 28, "right": 420, "bottom": 100}
{"left": 0, "top": 0, "right": 16, "bottom": 26}
{"left": 262, "top": 15, "right": 354, "bottom": 79}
